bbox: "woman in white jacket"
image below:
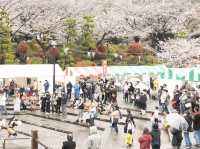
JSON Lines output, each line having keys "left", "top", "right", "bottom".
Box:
{"left": 14, "top": 93, "right": 21, "bottom": 113}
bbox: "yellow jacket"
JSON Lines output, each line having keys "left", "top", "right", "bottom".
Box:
{"left": 126, "top": 133, "right": 133, "bottom": 145}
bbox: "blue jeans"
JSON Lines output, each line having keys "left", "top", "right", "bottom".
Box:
{"left": 161, "top": 103, "right": 168, "bottom": 113}
{"left": 0, "top": 105, "right": 5, "bottom": 113}
{"left": 180, "top": 103, "right": 185, "bottom": 114}
{"left": 194, "top": 130, "right": 200, "bottom": 145}
{"left": 184, "top": 132, "right": 192, "bottom": 147}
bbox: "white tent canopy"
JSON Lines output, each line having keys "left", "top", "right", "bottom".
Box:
{"left": 0, "top": 64, "right": 64, "bottom": 80}
{"left": 0, "top": 64, "right": 65, "bottom": 93}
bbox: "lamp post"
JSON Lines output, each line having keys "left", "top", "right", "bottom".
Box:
{"left": 49, "top": 40, "right": 57, "bottom": 94}
{"left": 64, "top": 47, "right": 69, "bottom": 66}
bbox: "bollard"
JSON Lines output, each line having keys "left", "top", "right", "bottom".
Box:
{"left": 31, "top": 130, "right": 38, "bottom": 149}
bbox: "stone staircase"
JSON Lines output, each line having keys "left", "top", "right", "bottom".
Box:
{"left": 5, "top": 96, "right": 40, "bottom": 114}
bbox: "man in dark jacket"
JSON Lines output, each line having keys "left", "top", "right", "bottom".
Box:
{"left": 66, "top": 82, "right": 72, "bottom": 100}
{"left": 62, "top": 134, "right": 76, "bottom": 149}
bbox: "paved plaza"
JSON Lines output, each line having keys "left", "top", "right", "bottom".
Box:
{"left": 0, "top": 93, "right": 198, "bottom": 149}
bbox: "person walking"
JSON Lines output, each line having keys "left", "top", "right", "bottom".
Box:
{"left": 160, "top": 89, "right": 170, "bottom": 113}
{"left": 87, "top": 126, "right": 101, "bottom": 149}
{"left": 111, "top": 106, "right": 122, "bottom": 134}
{"left": 43, "top": 80, "right": 49, "bottom": 93}
{"left": 0, "top": 92, "right": 6, "bottom": 115}
{"left": 138, "top": 127, "right": 152, "bottom": 149}
{"left": 66, "top": 82, "right": 72, "bottom": 100}
{"left": 61, "top": 91, "right": 68, "bottom": 116}
{"left": 123, "top": 82, "right": 129, "bottom": 103}
{"left": 74, "top": 82, "right": 80, "bottom": 101}
{"left": 126, "top": 129, "right": 133, "bottom": 149}
{"left": 183, "top": 111, "right": 193, "bottom": 148}
{"left": 151, "top": 123, "right": 161, "bottom": 149}
{"left": 62, "top": 134, "right": 76, "bottom": 149}
{"left": 192, "top": 106, "right": 200, "bottom": 147}
{"left": 124, "top": 110, "right": 136, "bottom": 133}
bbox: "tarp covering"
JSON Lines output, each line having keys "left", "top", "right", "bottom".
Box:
{"left": 0, "top": 64, "right": 64, "bottom": 82}
{"left": 65, "top": 65, "right": 165, "bottom": 77}
{"left": 107, "top": 65, "right": 165, "bottom": 76}
{"left": 66, "top": 66, "right": 103, "bottom": 77}
{"left": 0, "top": 64, "right": 65, "bottom": 93}
{"left": 159, "top": 67, "right": 200, "bottom": 81}
{"left": 65, "top": 65, "right": 200, "bottom": 82}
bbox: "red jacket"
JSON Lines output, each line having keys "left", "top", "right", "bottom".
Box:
{"left": 139, "top": 134, "right": 152, "bottom": 149}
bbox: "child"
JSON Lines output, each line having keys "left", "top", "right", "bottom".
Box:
{"left": 126, "top": 129, "right": 133, "bottom": 149}
{"left": 139, "top": 128, "right": 152, "bottom": 149}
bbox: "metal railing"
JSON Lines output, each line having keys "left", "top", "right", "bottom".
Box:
{"left": 0, "top": 130, "right": 51, "bottom": 149}
{"left": 1, "top": 137, "right": 30, "bottom": 149}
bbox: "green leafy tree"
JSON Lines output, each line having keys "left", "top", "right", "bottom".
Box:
{"left": 0, "top": 9, "right": 15, "bottom": 64}
{"left": 65, "top": 17, "right": 77, "bottom": 48}
{"left": 80, "top": 16, "right": 96, "bottom": 50}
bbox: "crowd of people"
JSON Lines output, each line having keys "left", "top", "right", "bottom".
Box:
{"left": 0, "top": 78, "right": 200, "bottom": 149}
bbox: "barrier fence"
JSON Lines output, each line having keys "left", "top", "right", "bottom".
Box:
{"left": 1, "top": 130, "right": 51, "bottom": 149}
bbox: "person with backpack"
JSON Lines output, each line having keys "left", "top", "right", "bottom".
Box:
{"left": 151, "top": 123, "right": 161, "bottom": 149}
{"left": 139, "top": 127, "right": 152, "bottom": 149}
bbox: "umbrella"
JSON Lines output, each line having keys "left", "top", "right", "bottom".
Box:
{"left": 166, "top": 112, "right": 188, "bottom": 130}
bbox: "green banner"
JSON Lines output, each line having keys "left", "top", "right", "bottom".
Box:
{"left": 198, "top": 73, "right": 200, "bottom": 81}
{"left": 189, "top": 69, "right": 194, "bottom": 81}
{"left": 168, "top": 69, "right": 173, "bottom": 79}
{"left": 176, "top": 75, "right": 185, "bottom": 80}
{"left": 160, "top": 72, "right": 165, "bottom": 79}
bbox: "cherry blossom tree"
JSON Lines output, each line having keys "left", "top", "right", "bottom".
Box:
{"left": 0, "top": 0, "right": 200, "bottom": 50}
{"left": 158, "top": 38, "right": 200, "bottom": 67}
{"left": 0, "top": 0, "right": 199, "bottom": 40}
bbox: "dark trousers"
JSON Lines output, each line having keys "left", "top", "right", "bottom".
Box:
{"left": 21, "top": 101, "right": 26, "bottom": 110}
{"left": 41, "top": 100, "right": 46, "bottom": 112}
{"left": 56, "top": 98, "right": 61, "bottom": 113}
{"left": 124, "top": 93, "right": 129, "bottom": 103}
{"left": 172, "top": 129, "right": 183, "bottom": 148}
{"left": 152, "top": 144, "right": 160, "bottom": 149}
{"left": 67, "top": 90, "right": 71, "bottom": 99}
{"left": 112, "top": 119, "right": 119, "bottom": 133}
{"left": 46, "top": 101, "right": 50, "bottom": 113}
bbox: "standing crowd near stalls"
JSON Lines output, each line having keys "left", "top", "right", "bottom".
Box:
{"left": 0, "top": 77, "right": 200, "bottom": 149}
{"left": 0, "top": 79, "right": 40, "bottom": 114}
